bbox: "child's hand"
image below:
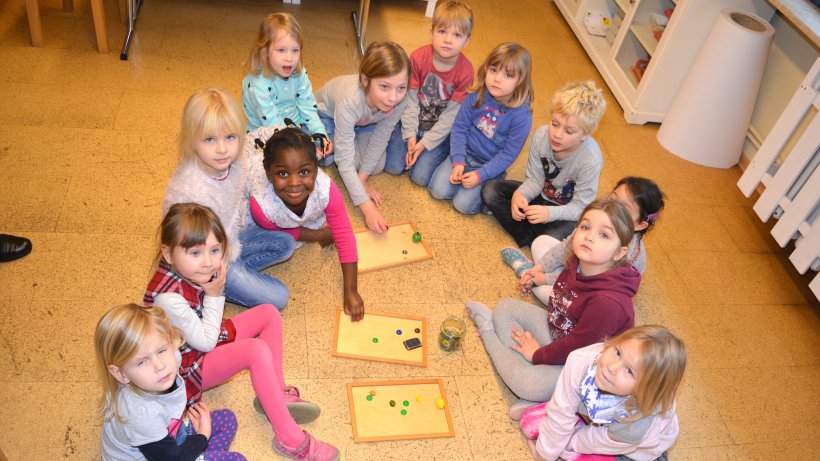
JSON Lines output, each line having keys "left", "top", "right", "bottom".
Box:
{"left": 361, "top": 202, "right": 389, "bottom": 234}
{"left": 518, "top": 267, "right": 546, "bottom": 294}
{"left": 188, "top": 401, "right": 212, "bottom": 440}
{"left": 317, "top": 227, "right": 334, "bottom": 247}
{"left": 201, "top": 261, "right": 226, "bottom": 297}
{"left": 449, "top": 164, "right": 465, "bottom": 184}
{"left": 509, "top": 327, "right": 540, "bottom": 362}
{"left": 511, "top": 192, "right": 529, "bottom": 221}
{"left": 406, "top": 140, "right": 425, "bottom": 169}
{"left": 344, "top": 289, "right": 365, "bottom": 322}
{"left": 365, "top": 185, "right": 384, "bottom": 207}
{"left": 524, "top": 205, "right": 549, "bottom": 224}
{"left": 323, "top": 139, "right": 334, "bottom": 157}
{"left": 518, "top": 272, "right": 535, "bottom": 294}
{"left": 460, "top": 171, "right": 480, "bottom": 189}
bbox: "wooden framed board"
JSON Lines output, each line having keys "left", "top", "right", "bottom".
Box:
{"left": 347, "top": 379, "right": 455, "bottom": 442}
{"left": 354, "top": 221, "right": 432, "bottom": 273}
{"left": 332, "top": 308, "right": 427, "bottom": 367}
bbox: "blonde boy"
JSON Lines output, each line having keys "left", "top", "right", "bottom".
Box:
{"left": 482, "top": 81, "right": 607, "bottom": 247}
{"left": 384, "top": 0, "right": 475, "bottom": 187}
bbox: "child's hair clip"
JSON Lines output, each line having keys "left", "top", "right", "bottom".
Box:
{"left": 646, "top": 211, "right": 660, "bottom": 223}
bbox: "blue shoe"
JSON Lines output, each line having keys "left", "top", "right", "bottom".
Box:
{"left": 501, "top": 247, "right": 533, "bottom": 277}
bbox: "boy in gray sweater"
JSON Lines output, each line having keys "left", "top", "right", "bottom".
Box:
{"left": 482, "top": 81, "right": 606, "bottom": 247}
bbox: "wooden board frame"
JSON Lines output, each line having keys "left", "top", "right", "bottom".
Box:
{"left": 354, "top": 221, "right": 432, "bottom": 273}
{"left": 347, "top": 379, "right": 455, "bottom": 442}
{"left": 331, "top": 308, "right": 427, "bottom": 367}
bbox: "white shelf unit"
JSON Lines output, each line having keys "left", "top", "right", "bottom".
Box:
{"left": 552, "top": 0, "right": 774, "bottom": 124}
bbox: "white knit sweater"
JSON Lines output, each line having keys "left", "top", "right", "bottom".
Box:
{"left": 162, "top": 158, "right": 250, "bottom": 263}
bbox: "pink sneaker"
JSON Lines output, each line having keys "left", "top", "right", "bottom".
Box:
{"left": 284, "top": 386, "right": 321, "bottom": 424}
{"left": 272, "top": 430, "right": 340, "bottom": 461}
{"left": 254, "top": 386, "right": 321, "bottom": 424}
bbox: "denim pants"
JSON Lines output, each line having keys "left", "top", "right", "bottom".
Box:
{"left": 384, "top": 121, "right": 450, "bottom": 187}
{"left": 481, "top": 178, "right": 577, "bottom": 247}
{"left": 224, "top": 225, "right": 295, "bottom": 309}
{"left": 428, "top": 154, "right": 500, "bottom": 215}
{"left": 318, "top": 112, "right": 378, "bottom": 168}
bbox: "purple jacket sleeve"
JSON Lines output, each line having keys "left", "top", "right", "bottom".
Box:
{"left": 448, "top": 92, "right": 476, "bottom": 166}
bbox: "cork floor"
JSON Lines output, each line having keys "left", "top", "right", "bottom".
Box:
{"left": 0, "top": 0, "right": 818, "bottom": 459}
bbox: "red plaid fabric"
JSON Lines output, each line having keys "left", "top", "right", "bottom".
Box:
{"left": 144, "top": 259, "right": 236, "bottom": 406}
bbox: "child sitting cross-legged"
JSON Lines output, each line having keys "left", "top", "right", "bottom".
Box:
{"left": 482, "top": 81, "right": 606, "bottom": 245}
{"left": 466, "top": 199, "right": 640, "bottom": 416}
{"left": 506, "top": 177, "right": 665, "bottom": 305}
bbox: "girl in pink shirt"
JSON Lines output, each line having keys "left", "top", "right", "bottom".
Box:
{"left": 247, "top": 127, "right": 365, "bottom": 321}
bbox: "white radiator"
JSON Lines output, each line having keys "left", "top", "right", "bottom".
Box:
{"left": 738, "top": 58, "right": 820, "bottom": 301}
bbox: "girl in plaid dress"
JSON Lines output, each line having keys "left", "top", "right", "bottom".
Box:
{"left": 144, "top": 203, "right": 340, "bottom": 461}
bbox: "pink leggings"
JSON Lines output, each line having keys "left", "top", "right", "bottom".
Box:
{"left": 200, "top": 304, "right": 304, "bottom": 447}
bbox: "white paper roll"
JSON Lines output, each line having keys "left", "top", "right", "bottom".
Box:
{"left": 657, "top": 9, "right": 774, "bottom": 168}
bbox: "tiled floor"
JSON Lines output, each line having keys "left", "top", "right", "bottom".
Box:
{"left": 0, "top": 0, "right": 817, "bottom": 460}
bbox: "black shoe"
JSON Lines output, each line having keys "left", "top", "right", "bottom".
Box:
{"left": 0, "top": 234, "right": 32, "bottom": 262}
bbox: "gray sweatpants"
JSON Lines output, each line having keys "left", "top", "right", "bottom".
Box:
{"left": 479, "top": 297, "right": 563, "bottom": 402}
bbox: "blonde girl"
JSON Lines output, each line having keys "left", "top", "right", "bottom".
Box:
{"left": 522, "top": 325, "right": 686, "bottom": 461}
{"left": 96, "top": 303, "right": 245, "bottom": 460}
{"left": 242, "top": 13, "right": 333, "bottom": 158}
{"left": 428, "top": 42, "right": 534, "bottom": 214}
{"left": 315, "top": 41, "right": 411, "bottom": 233}
{"left": 466, "top": 200, "right": 640, "bottom": 412}
{"left": 165, "top": 87, "right": 295, "bottom": 309}
{"left": 144, "top": 204, "right": 339, "bottom": 461}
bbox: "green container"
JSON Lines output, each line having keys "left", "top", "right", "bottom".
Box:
{"left": 438, "top": 316, "right": 466, "bottom": 352}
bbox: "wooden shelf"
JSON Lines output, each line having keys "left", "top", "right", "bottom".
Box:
{"left": 615, "top": 0, "right": 633, "bottom": 11}
{"left": 630, "top": 22, "right": 658, "bottom": 56}
{"left": 553, "top": 0, "right": 774, "bottom": 124}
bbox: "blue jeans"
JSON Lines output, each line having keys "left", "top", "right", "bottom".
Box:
{"left": 318, "top": 112, "right": 378, "bottom": 168}
{"left": 224, "top": 226, "right": 295, "bottom": 309}
{"left": 384, "top": 121, "right": 450, "bottom": 187}
{"left": 428, "top": 155, "right": 502, "bottom": 215}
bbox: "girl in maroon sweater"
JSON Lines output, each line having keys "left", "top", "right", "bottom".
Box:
{"left": 466, "top": 199, "right": 639, "bottom": 416}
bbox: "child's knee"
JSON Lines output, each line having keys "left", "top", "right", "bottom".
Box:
{"left": 453, "top": 197, "right": 480, "bottom": 215}
{"left": 480, "top": 179, "right": 501, "bottom": 203}
{"left": 254, "top": 303, "right": 283, "bottom": 324}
